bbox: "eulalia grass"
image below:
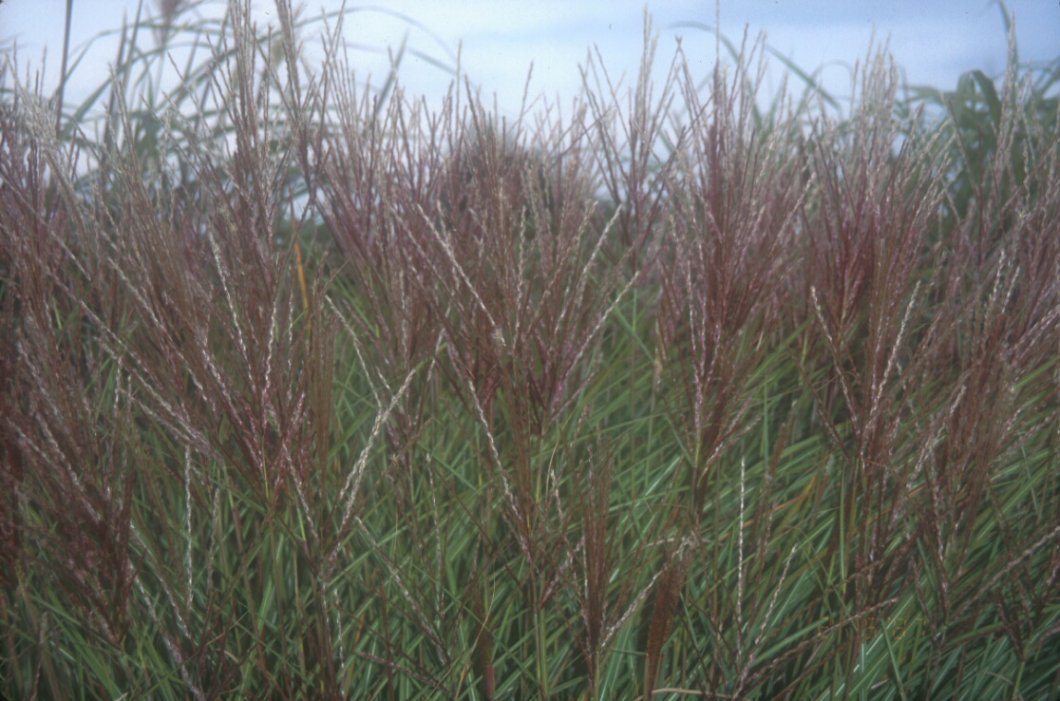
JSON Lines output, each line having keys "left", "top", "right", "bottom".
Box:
{"left": 1, "top": 1, "right": 1057, "bottom": 698}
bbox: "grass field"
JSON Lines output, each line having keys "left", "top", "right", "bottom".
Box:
{"left": 1, "top": 1, "right": 1057, "bottom": 698}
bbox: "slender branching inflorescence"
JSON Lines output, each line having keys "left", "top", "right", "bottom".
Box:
{"left": 0, "top": 1, "right": 1057, "bottom": 699}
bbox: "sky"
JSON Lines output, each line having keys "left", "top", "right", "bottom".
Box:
{"left": 1, "top": 1, "right": 1057, "bottom": 120}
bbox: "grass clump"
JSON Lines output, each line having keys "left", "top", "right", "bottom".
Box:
{"left": 1, "top": 1, "right": 1057, "bottom": 698}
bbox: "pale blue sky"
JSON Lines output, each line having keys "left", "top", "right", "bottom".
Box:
{"left": 1, "top": 1, "right": 1057, "bottom": 119}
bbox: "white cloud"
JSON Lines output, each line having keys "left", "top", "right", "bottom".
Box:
{"left": 1, "top": 0, "right": 1054, "bottom": 120}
